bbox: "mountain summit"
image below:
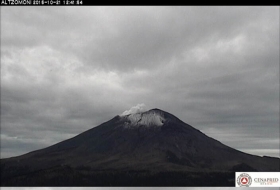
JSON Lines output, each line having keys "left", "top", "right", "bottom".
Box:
{"left": 120, "top": 109, "right": 166, "bottom": 127}
{"left": 1, "top": 108, "right": 279, "bottom": 186}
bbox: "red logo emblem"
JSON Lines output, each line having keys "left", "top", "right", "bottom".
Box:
{"left": 237, "top": 173, "right": 252, "bottom": 187}
{"left": 241, "top": 177, "right": 249, "bottom": 185}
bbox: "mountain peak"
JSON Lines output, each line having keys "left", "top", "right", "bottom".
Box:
{"left": 120, "top": 108, "right": 166, "bottom": 128}
{"left": 1, "top": 107, "right": 279, "bottom": 186}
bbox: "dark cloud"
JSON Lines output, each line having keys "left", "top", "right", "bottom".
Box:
{"left": 1, "top": 6, "right": 279, "bottom": 158}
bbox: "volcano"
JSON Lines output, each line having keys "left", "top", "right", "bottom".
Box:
{"left": 1, "top": 108, "right": 279, "bottom": 186}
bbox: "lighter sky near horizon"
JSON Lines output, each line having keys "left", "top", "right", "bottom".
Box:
{"left": 1, "top": 6, "right": 279, "bottom": 158}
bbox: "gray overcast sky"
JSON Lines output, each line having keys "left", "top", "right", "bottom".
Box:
{"left": 0, "top": 6, "right": 279, "bottom": 158}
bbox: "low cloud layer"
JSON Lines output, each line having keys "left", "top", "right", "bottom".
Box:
{"left": 1, "top": 6, "right": 279, "bottom": 158}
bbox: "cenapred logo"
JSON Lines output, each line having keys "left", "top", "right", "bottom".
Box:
{"left": 237, "top": 173, "right": 252, "bottom": 187}
{"left": 236, "top": 172, "right": 280, "bottom": 187}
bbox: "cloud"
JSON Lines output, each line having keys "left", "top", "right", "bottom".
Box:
{"left": 120, "top": 103, "right": 148, "bottom": 116}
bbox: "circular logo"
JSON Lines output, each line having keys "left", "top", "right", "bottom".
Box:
{"left": 237, "top": 173, "right": 252, "bottom": 187}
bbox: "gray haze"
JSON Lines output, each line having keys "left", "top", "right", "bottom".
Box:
{"left": 1, "top": 6, "right": 279, "bottom": 158}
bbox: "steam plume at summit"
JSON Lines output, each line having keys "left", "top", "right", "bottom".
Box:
{"left": 120, "top": 103, "right": 147, "bottom": 116}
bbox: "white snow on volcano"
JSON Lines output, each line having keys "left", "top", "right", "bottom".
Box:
{"left": 122, "top": 110, "right": 165, "bottom": 128}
